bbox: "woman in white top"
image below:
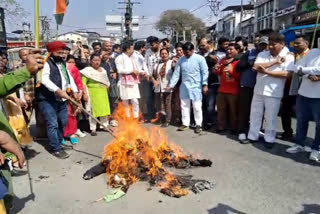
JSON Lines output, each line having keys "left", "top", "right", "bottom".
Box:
{"left": 152, "top": 48, "right": 174, "bottom": 127}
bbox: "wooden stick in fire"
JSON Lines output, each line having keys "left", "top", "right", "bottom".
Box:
{"left": 66, "top": 96, "right": 115, "bottom": 138}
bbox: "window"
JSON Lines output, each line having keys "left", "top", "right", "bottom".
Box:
{"left": 270, "top": 0, "right": 274, "bottom": 13}
{"left": 269, "top": 18, "right": 273, "bottom": 29}
{"left": 266, "top": 2, "right": 270, "bottom": 14}
{"left": 258, "top": 6, "right": 262, "bottom": 18}
{"left": 278, "top": 0, "right": 296, "bottom": 10}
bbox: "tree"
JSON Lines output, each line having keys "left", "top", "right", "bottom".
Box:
{"left": 0, "top": 0, "right": 29, "bottom": 27}
{"left": 156, "top": 10, "right": 206, "bottom": 42}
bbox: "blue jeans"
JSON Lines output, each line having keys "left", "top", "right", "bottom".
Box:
{"left": 204, "top": 84, "right": 219, "bottom": 125}
{"left": 38, "top": 100, "right": 68, "bottom": 152}
{"left": 144, "top": 81, "right": 155, "bottom": 120}
{"left": 295, "top": 95, "right": 320, "bottom": 151}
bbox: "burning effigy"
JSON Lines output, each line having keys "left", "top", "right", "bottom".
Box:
{"left": 83, "top": 103, "right": 214, "bottom": 198}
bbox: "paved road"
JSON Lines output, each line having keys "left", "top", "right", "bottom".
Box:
{"left": 12, "top": 120, "right": 320, "bottom": 214}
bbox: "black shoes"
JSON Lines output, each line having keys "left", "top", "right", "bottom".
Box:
{"left": 213, "top": 129, "right": 227, "bottom": 134}
{"left": 177, "top": 125, "right": 203, "bottom": 134}
{"left": 195, "top": 126, "right": 202, "bottom": 134}
{"left": 230, "top": 130, "right": 238, "bottom": 136}
{"left": 161, "top": 122, "right": 170, "bottom": 128}
{"left": 177, "top": 125, "right": 189, "bottom": 131}
{"left": 203, "top": 123, "right": 213, "bottom": 130}
{"left": 264, "top": 142, "right": 275, "bottom": 149}
{"left": 61, "top": 144, "right": 73, "bottom": 151}
{"left": 239, "top": 139, "right": 251, "bottom": 144}
{"left": 52, "top": 150, "right": 70, "bottom": 159}
{"left": 280, "top": 132, "right": 293, "bottom": 141}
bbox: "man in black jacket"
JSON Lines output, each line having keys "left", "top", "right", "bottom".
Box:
{"left": 36, "top": 41, "right": 79, "bottom": 159}
{"left": 199, "top": 37, "right": 220, "bottom": 129}
{"left": 101, "top": 48, "right": 119, "bottom": 126}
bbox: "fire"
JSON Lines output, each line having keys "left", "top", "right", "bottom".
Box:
{"left": 102, "top": 103, "right": 189, "bottom": 196}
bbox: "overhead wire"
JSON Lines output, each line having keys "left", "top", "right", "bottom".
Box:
{"left": 49, "top": 1, "right": 211, "bottom": 31}
{"left": 134, "top": 1, "right": 211, "bottom": 27}
{"left": 190, "top": 2, "right": 210, "bottom": 13}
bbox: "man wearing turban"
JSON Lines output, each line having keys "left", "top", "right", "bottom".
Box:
{"left": 35, "top": 41, "right": 79, "bottom": 159}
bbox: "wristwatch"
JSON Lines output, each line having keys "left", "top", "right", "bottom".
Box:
{"left": 297, "top": 66, "right": 304, "bottom": 76}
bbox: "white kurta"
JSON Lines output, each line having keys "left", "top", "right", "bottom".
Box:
{"left": 115, "top": 53, "right": 141, "bottom": 100}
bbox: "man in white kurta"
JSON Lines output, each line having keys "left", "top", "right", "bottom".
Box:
{"left": 132, "top": 41, "right": 149, "bottom": 116}
{"left": 248, "top": 33, "right": 295, "bottom": 148}
{"left": 115, "top": 43, "right": 147, "bottom": 118}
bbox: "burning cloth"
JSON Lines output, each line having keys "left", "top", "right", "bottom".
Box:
{"left": 83, "top": 103, "right": 213, "bottom": 198}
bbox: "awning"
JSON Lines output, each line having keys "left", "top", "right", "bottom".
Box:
{"left": 281, "top": 24, "right": 320, "bottom": 34}
{"left": 222, "top": 4, "right": 254, "bottom": 12}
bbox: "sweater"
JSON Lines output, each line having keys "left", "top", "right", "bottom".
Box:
{"left": 214, "top": 58, "right": 241, "bottom": 95}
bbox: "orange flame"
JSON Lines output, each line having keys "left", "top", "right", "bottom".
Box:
{"left": 102, "top": 103, "right": 189, "bottom": 195}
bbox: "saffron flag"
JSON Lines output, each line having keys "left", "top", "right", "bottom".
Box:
{"left": 55, "top": 0, "right": 69, "bottom": 25}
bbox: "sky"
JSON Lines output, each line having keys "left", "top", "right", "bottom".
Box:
{"left": 8, "top": 0, "right": 248, "bottom": 39}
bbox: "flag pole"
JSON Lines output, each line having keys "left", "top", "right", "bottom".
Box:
{"left": 311, "top": 10, "right": 320, "bottom": 49}
{"left": 35, "top": 0, "right": 40, "bottom": 48}
{"left": 56, "top": 24, "right": 59, "bottom": 38}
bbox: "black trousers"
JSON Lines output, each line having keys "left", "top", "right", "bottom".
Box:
{"left": 238, "top": 87, "right": 254, "bottom": 134}
{"left": 280, "top": 95, "right": 296, "bottom": 135}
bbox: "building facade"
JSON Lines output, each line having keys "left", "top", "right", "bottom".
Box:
{"left": 240, "top": 17, "right": 255, "bottom": 41}
{"left": 295, "top": 0, "right": 320, "bottom": 25}
{"left": 274, "top": 4, "right": 296, "bottom": 31}
{"left": 215, "top": 5, "right": 255, "bottom": 40}
{"left": 211, "top": 0, "right": 320, "bottom": 43}
{"left": 56, "top": 32, "right": 87, "bottom": 43}
{"left": 255, "top": 0, "right": 276, "bottom": 33}
{"left": 254, "top": 0, "right": 296, "bottom": 33}
{"left": 54, "top": 31, "right": 110, "bottom": 48}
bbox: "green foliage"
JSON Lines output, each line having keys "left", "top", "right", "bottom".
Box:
{"left": 156, "top": 9, "right": 206, "bottom": 38}
{"left": 301, "top": 0, "right": 318, "bottom": 12}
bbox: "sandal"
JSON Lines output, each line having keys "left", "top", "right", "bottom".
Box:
{"left": 70, "top": 137, "right": 79, "bottom": 145}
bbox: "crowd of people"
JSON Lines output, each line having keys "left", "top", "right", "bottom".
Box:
{"left": 0, "top": 32, "right": 320, "bottom": 212}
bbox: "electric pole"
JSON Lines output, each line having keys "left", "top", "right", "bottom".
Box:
{"left": 119, "top": 0, "right": 140, "bottom": 41}
{"left": 125, "top": 1, "right": 132, "bottom": 40}
{"left": 208, "top": 0, "right": 222, "bottom": 16}
{"left": 240, "top": 0, "right": 244, "bottom": 36}
{"left": 40, "top": 16, "right": 51, "bottom": 44}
